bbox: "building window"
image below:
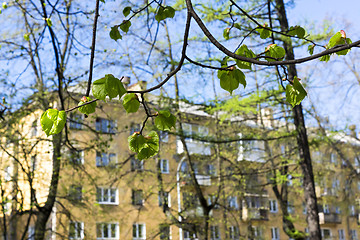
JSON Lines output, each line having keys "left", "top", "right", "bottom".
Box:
{"left": 206, "top": 164, "right": 216, "bottom": 176}
{"left": 4, "top": 166, "right": 11, "bottom": 181}
{"left": 229, "top": 226, "right": 240, "bottom": 240}
{"left": 269, "top": 199, "right": 278, "bottom": 213}
{"left": 96, "top": 118, "right": 116, "bottom": 134}
{"left": 271, "top": 227, "right": 280, "bottom": 240}
{"left": 96, "top": 187, "right": 118, "bottom": 204}
{"left": 210, "top": 225, "right": 220, "bottom": 240}
{"left": 159, "top": 224, "right": 171, "bottom": 240}
{"left": 321, "top": 229, "right": 332, "bottom": 239}
{"left": 160, "top": 159, "right": 169, "bottom": 173}
{"left": 350, "top": 230, "right": 358, "bottom": 240}
{"left": 70, "top": 149, "right": 84, "bottom": 165}
{"left": 31, "top": 121, "right": 38, "bottom": 137}
{"left": 132, "top": 190, "right": 144, "bottom": 206}
{"left": 96, "top": 223, "right": 119, "bottom": 239}
{"left": 322, "top": 204, "right": 330, "bottom": 214}
{"left": 133, "top": 223, "right": 146, "bottom": 240}
{"left": 182, "top": 123, "right": 209, "bottom": 141}
{"left": 69, "top": 222, "right": 84, "bottom": 239}
{"left": 338, "top": 229, "right": 345, "bottom": 240}
{"left": 69, "top": 113, "right": 83, "bottom": 130}
{"left": 131, "top": 157, "right": 144, "bottom": 171}
{"left": 158, "top": 191, "right": 170, "bottom": 207}
{"left": 207, "top": 195, "right": 219, "bottom": 209}
{"left": 251, "top": 226, "right": 262, "bottom": 239}
{"left": 96, "top": 152, "right": 117, "bottom": 167}
{"left": 68, "top": 185, "right": 82, "bottom": 202}
{"left": 184, "top": 230, "right": 198, "bottom": 240}
{"left": 159, "top": 131, "right": 169, "bottom": 142}
{"left": 287, "top": 201, "right": 295, "bottom": 214}
{"left": 330, "top": 153, "right": 337, "bottom": 165}
{"left": 227, "top": 196, "right": 239, "bottom": 210}
{"left": 28, "top": 226, "right": 35, "bottom": 240}
{"left": 130, "top": 123, "right": 141, "bottom": 135}
{"left": 30, "top": 156, "right": 37, "bottom": 172}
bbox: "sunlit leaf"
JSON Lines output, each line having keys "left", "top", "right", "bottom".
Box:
{"left": 40, "top": 109, "right": 67, "bottom": 136}
{"left": 155, "top": 110, "right": 176, "bottom": 131}
{"left": 235, "top": 45, "right": 256, "bottom": 70}
{"left": 286, "top": 77, "right": 307, "bottom": 107}
{"left": 122, "top": 93, "right": 140, "bottom": 113}
{"left": 265, "top": 44, "right": 285, "bottom": 62}
{"left": 78, "top": 96, "right": 96, "bottom": 115}
{"left": 155, "top": 6, "right": 175, "bottom": 22}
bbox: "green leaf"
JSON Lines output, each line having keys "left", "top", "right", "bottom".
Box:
{"left": 24, "top": 33, "right": 30, "bottom": 41}
{"left": 223, "top": 28, "right": 230, "bottom": 40}
{"left": 265, "top": 44, "right": 285, "bottom": 62}
{"left": 120, "top": 20, "right": 131, "bottom": 33}
{"left": 100, "top": 0, "right": 105, "bottom": 2}
{"left": 155, "top": 110, "right": 176, "bottom": 131}
{"left": 286, "top": 77, "right": 307, "bottom": 107}
{"left": 319, "top": 54, "right": 330, "bottom": 62}
{"left": 128, "top": 131, "right": 159, "bottom": 160}
{"left": 46, "top": 18, "right": 52, "bottom": 27}
{"left": 123, "top": 6, "right": 131, "bottom": 17}
{"left": 336, "top": 38, "right": 352, "bottom": 55}
{"left": 92, "top": 74, "right": 126, "bottom": 101}
{"left": 218, "top": 67, "right": 246, "bottom": 94}
{"left": 288, "top": 26, "right": 305, "bottom": 38}
{"left": 40, "top": 109, "right": 67, "bottom": 136}
{"left": 122, "top": 93, "right": 140, "bottom": 113}
{"left": 257, "top": 24, "right": 270, "bottom": 39}
{"left": 2, "top": 2, "right": 7, "bottom": 9}
{"left": 235, "top": 45, "right": 256, "bottom": 70}
{"left": 155, "top": 6, "right": 175, "bottom": 22}
{"left": 308, "top": 44, "right": 315, "bottom": 55}
{"left": 328, "top": 31, "right": 343, "bottom": 49}
{"left": 110, "top": 26, "right": 122, "bottom": 41}
{"left": 78, "top": 96, "right": 96, "bottom": 115}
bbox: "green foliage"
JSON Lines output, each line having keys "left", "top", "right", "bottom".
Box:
{"left": 265, "top": 44, "right": 286, "bottom": 61}
{"left": 92, "top": 74, "right": 126, "bottom": 101}
{"left": 325, "top": 30, "right": 352, "bottom": 57}
{"left": 223, "top": 28, "right": 230, "bottom": 40}
{"left": 285, "top": 77, "right": 307, "bottom": 107}
{"left": 154, "top": 110, "right": 176, "bottom": 131}
{"left": 123, "top": 6, "right": 131, "bottom": 17}
{"left": 120, "top": 20, "right": 131, "bottom": 33}
{"left": 155, "top": 6, "right": 175, "bottom": 22}
{"left": 319, "top": 54, "right": 330, "bottom": 62}
{"left": 46, "top": 18, "right": 52, "bottom": 27}
{"left": 288, "top": 25, "right": 305, "bottom": 38}
{"left": 256, "top": 24, "right": 270, "bottom": 39}
{"left": 78, "top": 96, "right": 96, "bottom": 115}
{"left": 110, "top": 26, "right": 122, "bottom": 41}
{"left": 122, "top": 93, "right": 140, "bottom": 113}
{"left": 128, "top": 131, "right": 159, "bottom": 160}
{"left": 308, "top": 44, "right": 315, "bottom": 55}
{"left": 23, "top": 33, "right": 30, "bottom": 41}
{"left": 40, "top": 109, "right": 66, "bottom": 136}
{"left": 235, "top": 45, "right": 256, "bottom": 70}
{"left": 218, "top": 67, "right": 246, "bottom": 94}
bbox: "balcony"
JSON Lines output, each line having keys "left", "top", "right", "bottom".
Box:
{"left": 181, "top": 174, "right": 211, "bottom": 186}
{"left": 177, "top": 139, "right": 211, "bottom": 155}
{"left": 242, "top": 208, "right": 269, "bottom": 221}
{"left": 319, "top": 213, "right": 341, "bottom": 224}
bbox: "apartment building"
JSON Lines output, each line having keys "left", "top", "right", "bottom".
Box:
{"left": 1, "top": 88, "right": 360, "bottom": 240}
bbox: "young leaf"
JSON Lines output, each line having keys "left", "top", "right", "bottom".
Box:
{"left": 285, "top": 77, "right": 307, "bottom": 107}
{"left": 92, "top": 74, "right": 126, "bottom": 101}
{"left": 319, "top": 54, "right": 330, "bottom": 62}
{"left": 119, "top": 20, "right": 131, "bottom": 33}
{"left": 155, "top": 110, "right": 176, "bottom": 131}
{"left": 78, "top": 96, "right": 96, "bottom": 115}
{"left": 46, "top": 18, "right": 53, "bottom": 27}
{"left": 155, "top": 6, "right": 175, "bottom": 22}
{"left": 40, "top": 109, "right": 67, "bottom": 136}
{"left": 218, "top": 67, "right": 246, "bottom": 94}
{"left": 235, "top": 44, "right": 256, "bottom": 70}
{"left": 327, "top": 31, "right": 343, "bottom": 49}
{"left": 288, "top": 26, "right": 305, "bottom": 38}
{"left": 110, "top": 26, "right": 122, "bottom": 41}
{"left": 336, "top": 38, "right": 352, "bottom": 55}
{"left": 257, "top": 24, "right": 271, "bottom": 39}
{"left": 223, "top": 28, "right": 230, "bottom": 40}
{"left": 265, "top": 44, "right": 285, "bottom": 62}
{"left": 308, "top": 44, "right": 315, "bottom": 55}
{"left": 122, "top": 93, "right": 140, "bottom": 113}
{"left": 233, "top": 69, "right": 246, "bottom": 88}
{"left": 123, "top": 6, "right": 131, "bottom": 17}
{"left": 128, "top": 131, "right": 159, "bottom": 160}
{"left": 24, "top": 33, "right": 30, "bottom": 41}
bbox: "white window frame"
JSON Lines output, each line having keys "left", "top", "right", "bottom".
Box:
{"left": 96, "top": 223, "right": 119, "bottom": 239}
{"left": 133, "top": 223, "right": 146, "bottom": 240}
{"left": 132, "top": 189, "right": 144, "bottom": 206}
{"left": 269, "top": 199, "right": 278, "bottom": 213}
{"left": 183, "top": 230, "right": 198, "bottom": 240}
{"left": 350, "top": 229, "right": 358, "bottom": 240}
{"left": 158, "top": 191, "right": 171, "bottom": 207}
{"left": 160, "top": 159, "right": 170, "bottom": 174}
{"left": 229, "top": 226, "right": 240, "bottom": 240}
{"left": 70, "top": 149, "right": 84, "bottom": 165}
{"left": 227, "top": 196, "right": 239, "bottom": 210}
{"left": 321, "top": 229, "right": 332, "bottom": 239}
{"left": 96, "top": 187, "right": 118, "bottom": 205}
{"left": 4, "top": 166, "right": 12, "bottom": 181}
{"left": 338, "top": 229, "right": 345, "bottom": 240}
{"left": 323, "top": 204, "right": 330, "bottom": 214}
{"left": 271, "top": 227, "right": 280, "bottom": 240}
{"left": 69, "top": 221, "right": 84, "bottom": 239}
{"left": 182, "top": 123, "right": 209, "bottom": 142}
{"left": 210, "top": 225, "right": 220, "bottom": 240}
{"left": 96, "top": 152, "right": 117, "bottom": 167}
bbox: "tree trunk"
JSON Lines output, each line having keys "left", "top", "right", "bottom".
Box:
{"left": 274, "top": 0, "right": 322, "bottom": 239}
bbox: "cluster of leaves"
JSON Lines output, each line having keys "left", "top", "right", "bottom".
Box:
{"left": 40, "top": 74, "right": 176, "bottom": 160}
{"left": 318, "top": 30, "right": 352, "bottom": 62}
